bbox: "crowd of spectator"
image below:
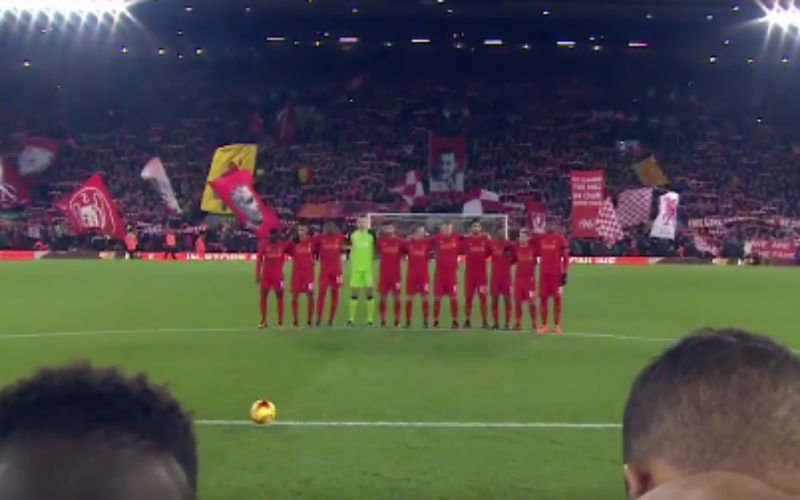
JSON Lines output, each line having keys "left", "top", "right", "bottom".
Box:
{"left": 1, "top": 54, "right": 799, "bottom": 257}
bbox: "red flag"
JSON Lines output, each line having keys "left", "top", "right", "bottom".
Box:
{"left": 209, "top": 169, "right": 281, "bottom": 234}
{"left": 0, "top": 157, "right": 30, "bottom": 207}
{"left": 570, "top": 170, "right": 605, "bottom": 238}
{"left": 525, "top": 201, "right": 547, "bottom": 234}
{"left": 427, "top": 133, "right": 466, "bottom": 193}
{"left": 276, "top": 104, "right": 296, "bottom": 145}
{"left": 56, "top": 174, "right": 124, "bottom": 239}
{"left": 596, "top": 197, "right": 624, "bottom": 247}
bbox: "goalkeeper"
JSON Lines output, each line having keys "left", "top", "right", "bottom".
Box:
{"left": 347, "top": 216, "right": 378, "bottom": 327}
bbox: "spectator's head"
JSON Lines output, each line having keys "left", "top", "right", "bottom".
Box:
{"left": 0, "top": 362, "right": 197, "bottom": 500}
{"left": 382, "top": 222, "right": 395, "bottom": 237}
{"left": 623, "top": 329, "right": 800, "bottom": 499}
{"left": 412, "top": 225, "right": 426, "bottom": 240}
{"left": 470, "top": 220, "right": 482, "bottom": 236}
{"left": 440, "top": 220, "right": 453, "bottom": 236}
{"left": 296, "top": 224, "right": 309, "bottom": 239}
{"left": 518, "top": 228, "right": 530, "bottom": 245}
{"left": 356, "top": 216, "right": 369, "bottom": 232}
{"left": 323, "top": 222, "right": 339, "bottom": 235}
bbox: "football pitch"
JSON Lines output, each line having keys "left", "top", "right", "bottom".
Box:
{"left": 0, "top": 261, "right": 796, "bottom": 500}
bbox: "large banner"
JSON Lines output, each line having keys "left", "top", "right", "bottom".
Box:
{"left": 689, "top": 216, "right": 800, "bottom": 230}
{"left": 525, "top": 201, "right": 547, "bottom": 234}
{"left": 570, "top": 170, "right": 605, "bottom": 238}
{"left": 141, "top": 157, "right": 181, "bottom": 214}
{"left": 0, "top": 157, "right": 30, "bottom": 207}
{"left": 209, "top": 169, "right": 281, "bottom": 234}
{"left": 746, "top": 240, "right": 798, "bottom": 260}
{"left": 56, "top": 174, "right": 125, "bottom": 239}
{"left": 428, "top": 133, "right": 466, "bottom": 193}
{"left": 650, "top": 192, "right": 680, "bottom": 240}
{"left": 201, "top": 144, "right": 257, "bottom": 214}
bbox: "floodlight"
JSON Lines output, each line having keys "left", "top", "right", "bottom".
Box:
{"left": 0, "top": 0, "right": 132, "bottom": 14}
{"left": 759, "top": 2, "right": 800, "bottom": 31}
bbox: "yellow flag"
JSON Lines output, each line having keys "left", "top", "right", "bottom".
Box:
{"left": 200, "top": 144, "right": 257, "bottom": 214}
{"left": 633, "top": 156, "right": 668, "bottom": 187}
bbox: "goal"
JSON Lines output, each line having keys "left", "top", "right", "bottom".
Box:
{"left": 366, "top": 213, "right": 510, "bottom": 239}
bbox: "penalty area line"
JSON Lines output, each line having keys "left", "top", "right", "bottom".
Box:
{"left": 194, "top": 420, "right": 621, "bottom": 430}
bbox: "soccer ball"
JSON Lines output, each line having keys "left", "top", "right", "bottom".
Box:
{"left": 250, "top": 399, "right": 277, "bottom": 425}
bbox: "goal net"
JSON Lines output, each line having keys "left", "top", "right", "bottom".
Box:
{"left": 366, "top": 213, "right": 510, "bottom": 239}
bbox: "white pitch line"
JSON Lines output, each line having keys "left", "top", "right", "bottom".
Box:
{"left": 194, "top": 419, "right": 621, "bottom": 430}
{"left": 0, "top": 326, "right": 678, "bottom": 344}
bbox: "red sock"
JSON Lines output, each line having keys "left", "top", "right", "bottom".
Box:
{"left": 450, "top": 297, "right": 459, "bottom": 324}
{"left": 504, "top": 297, "right": 512, "bottom": 327}
{"left": 491, "top": 296, "right": 499, "bottom": 325}
{"left": 540, "top": 297, "right": 548, "bottom": 326}
{"left": 529, "top": 301, "right": 537, "bottom": 328}
{"left": 276, "top": 293, "right": 285, "bottom": 325}
{"left": 260, "top": 292, "right": 268, "bottom": 323}
{"left": 465, "top": 293, "right": 473, "bottom": 323}
{"left": 328, "top": 288, "right": 339, "bottom": 324}
{"left": 393, "top": 294, "right": 401, "bottom": 324}
{"left": 515, "top": 300, "right": 523, "bottom": 326}
{"left": 554, "top": 296, "right": 563, "bottom": 325}
{"left": 306, "top": 294, "right": 314, "bottom": 325}
{"left": 379, "top": 295, "right": 388, "bottom": 323}
{"left": 292, "top": 295, "right": 300, "bottom": 325}
{"left": 422, "top": 298, "right": 430, "bottom": 324}
{"left": 433, "top": 297, "right": 442, "bottom": 322}
{"left": 406, "top": 300, "right": 413, "bottom": 324}
{"left": 316, "top": 286, "right": 328, "bottom": 324}
{"left": 478, "top": 294, "right": 488, "bottom": 324}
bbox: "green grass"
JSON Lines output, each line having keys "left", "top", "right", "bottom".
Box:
{"left": 0, "top": 261, "right": 797, "bottom": 500}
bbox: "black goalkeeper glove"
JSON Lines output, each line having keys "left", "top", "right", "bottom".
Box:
{"left": 561, "top": 273, "right": 568, "bottom": 286}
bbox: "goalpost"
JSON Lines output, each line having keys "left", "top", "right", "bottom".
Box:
{"left": 366, "top": 213, "right": 510, "bottom": 239}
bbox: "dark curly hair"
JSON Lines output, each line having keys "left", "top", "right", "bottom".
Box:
{"left": 0, "top": 362, "right": 197, "bottom": 492}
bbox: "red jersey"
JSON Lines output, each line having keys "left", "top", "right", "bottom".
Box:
{"left": 315, "top": 234, "right": 346, "bottom": 274}
{"left": 432, "top": 233, "right": 460, "bottom": 271}
{"left": 289, "top": 237, "right": 315, "bottom": 273}
{"left": 490, "top": 240, "right": 513, "bottom": 280}
{"left": 257, "top": 241, "right": 288, "bottom": 279}
{"left": 514, "top": 243, "right": 538, "bottom": 280}
{"left": 406, "top": 238, "right": 431, "bottom": 278}
{"left": 377, "top": 236, "right": 404, "bottom": 278}
{"left": 462, "top": 235, "right": 491, "bottom": 279}
{"left": 538, "top": 233, "right": 569, "bottom": 276}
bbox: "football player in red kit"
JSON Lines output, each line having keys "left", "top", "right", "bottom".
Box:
{"left": 431, "top": 221, "right": 460, "bottom": 329}
{"left": 537, "top": 221, "right": 569, "bottom": 334}
{"left": 314, "top": 223, "right": 346, "bottom": 326}
{"left": 255, "top": 231, "right": 288, "bottom": 328}
{"left": 377, "top": 222, "right": 404, "bottom": 327}
{"left": 461, "top": 220, "right": 491, "bottom": 329}
{"left": 404, "top": 225, "right": 431, "bottom": 328}
{"left": 513, "top": 229, "right": 539, "bottom": 331}
{"left": 288, "top": 225, "right": 316, "bottom": 327}
{"left": 489, "top": 229, "right": 514, "bottom": 330}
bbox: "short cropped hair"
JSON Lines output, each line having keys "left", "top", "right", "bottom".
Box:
{"left": 0, "top": 362, "right": 197, "bottom": 491}
{"left": 623, "top": 329, "right": 800, "bottom": 477}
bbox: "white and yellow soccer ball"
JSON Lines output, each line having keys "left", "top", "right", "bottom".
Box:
{"left": 250, "top": 399, "right": 277, "bottom": 425}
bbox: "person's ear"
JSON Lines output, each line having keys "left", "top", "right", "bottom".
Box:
{"left": 624, "top": 463, "right": 653, "bottom": 499}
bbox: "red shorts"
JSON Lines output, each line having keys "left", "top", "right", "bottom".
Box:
{"left": 465, "top": 274, "right": 488, "bottom": 297}
{"left": 406, "top": 274, "right": 430, "bottom": 295}
{"left": 261, "top": 275, "right": 285, "bottom": 293}
{"left": 490, "top": 276, "right": 512, "bottom": 297}
{"left": 292, "top": 271, "right": 315, "bottom": 294}
{"left": 379, "top": 274, "right": 402, "bottom": 295}
{"left": 434, "top": 270, "right": 458, "bottom": 298}
{"left": 539, "top": 275, "right": 562, "bottom": 299}
{"left": 514, "top": 280, "right": 536, "bottom": 302}
{"left": 319, "top": 272, "right": 342, "bottom": 291}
